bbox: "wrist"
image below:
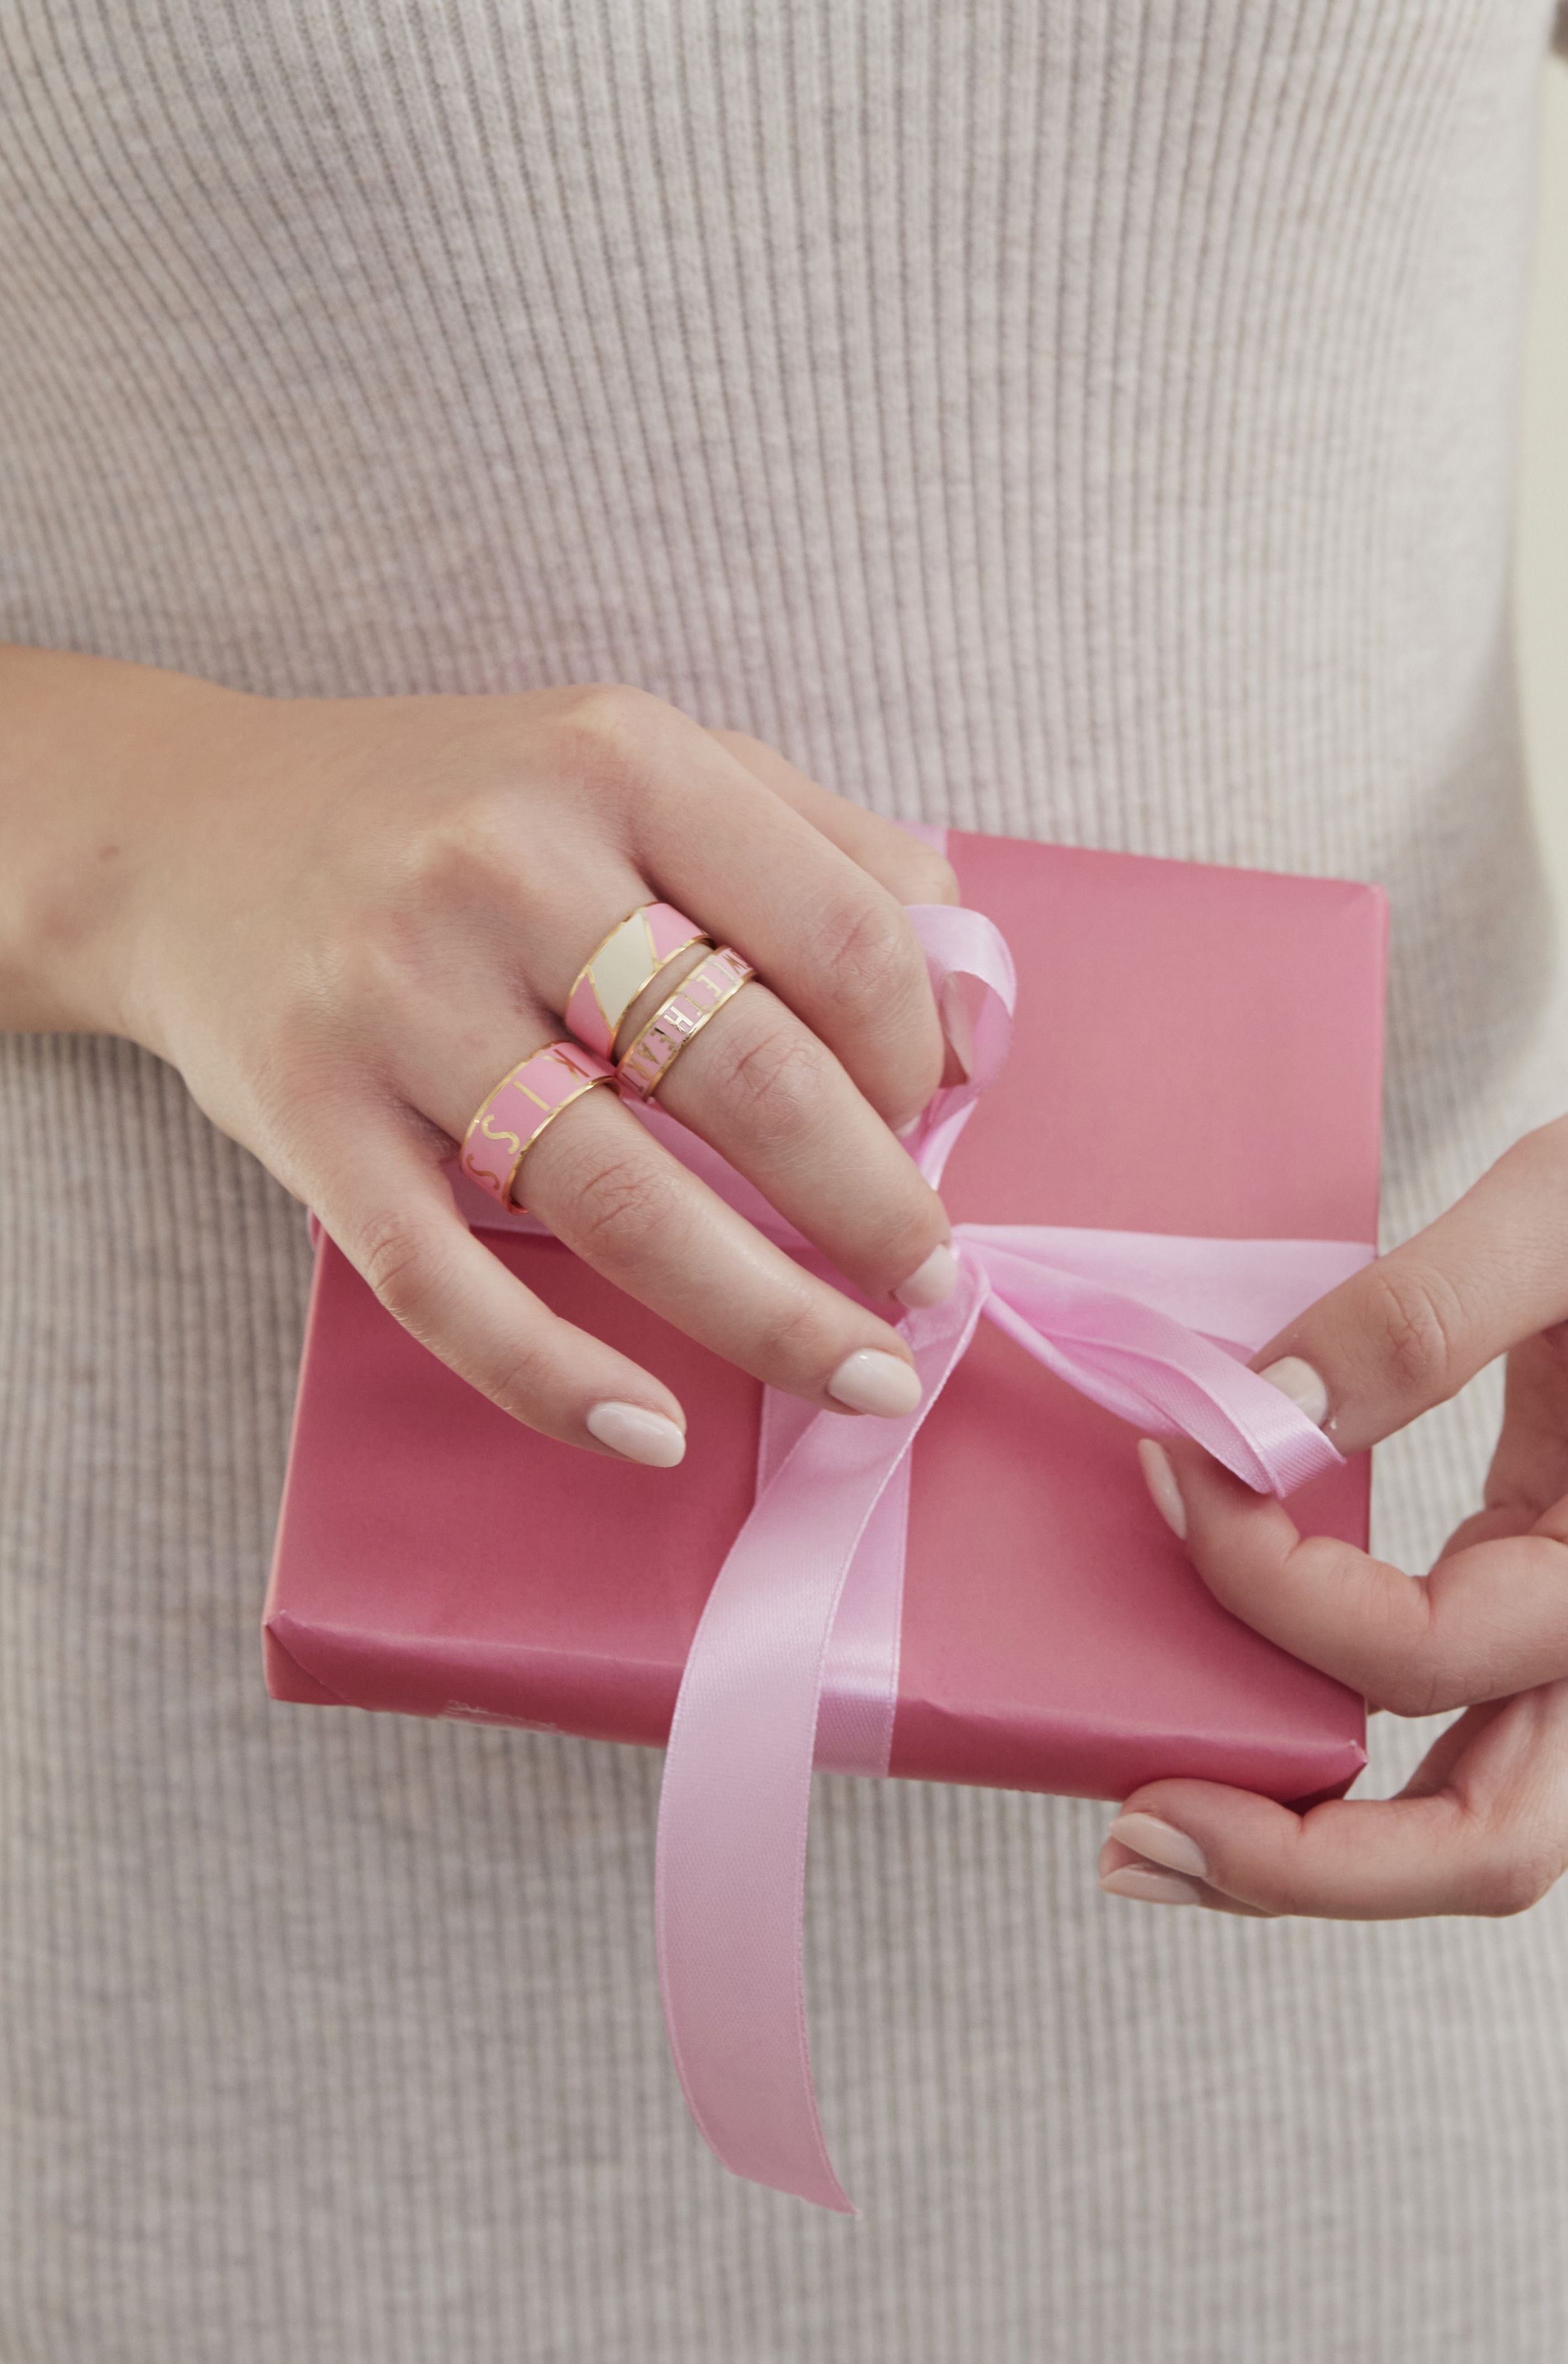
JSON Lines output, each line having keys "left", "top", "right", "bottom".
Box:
{"left": 0, "top": 646, "right": 246, "bottom": 1041}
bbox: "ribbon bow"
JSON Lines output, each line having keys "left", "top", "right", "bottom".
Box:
{"left": 453, "top": 901, "right": 1370, "bottom": 2213}
{"left": 644, "top": 903, "right": 1370, "bottom": 2213}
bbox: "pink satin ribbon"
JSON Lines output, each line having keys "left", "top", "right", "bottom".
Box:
{"left": 453, "top": 888, "right": 1372, "bottom": 2216}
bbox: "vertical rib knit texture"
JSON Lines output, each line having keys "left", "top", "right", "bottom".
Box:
{"left": 1, "top": 6, "right": 1567, "bottom": 2360}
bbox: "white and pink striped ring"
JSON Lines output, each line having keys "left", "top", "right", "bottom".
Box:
{"left": 564, "top": 900, "right": 711, "bottom": 1060}
{"left": 613, "top": 946, "right": 756, "bottom": 1102}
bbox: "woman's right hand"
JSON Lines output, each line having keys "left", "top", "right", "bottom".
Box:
{"left": 2, "top": 649, "right": 961, "bottom": 1465}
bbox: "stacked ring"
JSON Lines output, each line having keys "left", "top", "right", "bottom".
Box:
{"left": 460, "top": 1039, "right": 617, "bottom": 1210}
{"left": 564, "top": 900, "right": 711, "bottom": 1059}
{"left": 614, "top": 945, "right": 756, "bottom": 1101}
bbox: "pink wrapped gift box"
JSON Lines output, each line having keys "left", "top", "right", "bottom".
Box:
{"left": 265, "top": 826, "right": 1386, "bottom": 2208}
{"left": 265, "top": 830, "right": 1383, "bottom": 1808}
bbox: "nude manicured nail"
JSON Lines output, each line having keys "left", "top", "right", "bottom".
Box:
{"left": 1136, "top": 1438, "right": 1187, "bottom": 1540}
{"left": 828, "top": 1349, "right": 923, "bottom": 1418}
{"left": 585, "top": 1401, "right": 687, "bottom": 1468}
{"left": 1099, "top": 1865, "right": 1203, "bottom": 1907}
{"left": 1257, "top": 1355, "right": 1330, "bottom": 1426}
{"left": 1108, "top": 1812, "right": 1209, "bottom": 1880}
{"left": 894, "top": 1241, "right": 960, "bottom": 1309}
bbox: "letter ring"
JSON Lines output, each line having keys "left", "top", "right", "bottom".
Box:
{"left": 460, "top": 1041, "right": 617, "bottom": 1211}
{"left": 614, "top": 946, "right": 756, "bottom": 1102}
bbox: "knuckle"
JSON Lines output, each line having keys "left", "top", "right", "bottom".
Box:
{"left": 1473, "top": 1838, "right": 1560, "bottom": 1919}
{"left": 554, "top": 1142, "right": 685, "bottom": 1264}
{"left": 317, "top": 930, "right": 419, "bottom": 1034}
{"left": 808, "top": 889, "right": 926, "bottom": 1026}
{"left": 1363, "top": 1258, "right": 1467, "bottom": 1404}
{"left": 482, "top": 1338, "right": 556, "bottom": 1424}
{"left": 551, "top": 682, "right": 664, "bottom": 796}
{"left": 1374, "top": 1586, "right": 1458, "bottom": 1720}
{"left": 750, "top": 1282, "right": 839, "bottom": 1384}
{"left": 394, "top": 795, "right": 521, "bottom": 920}
{"left": 356, "top": 1206, "right": 441, "bottom": 1328}
{"left": 1377, "top": 1653, "right": 1451, "bottom": 1720}
{"left": 700, "top": 1010, "right": 832, "bottom": 1151}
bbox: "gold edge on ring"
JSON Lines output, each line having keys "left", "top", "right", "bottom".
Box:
{"left": 565, "top": 905, "right": 645, "bottom": 1022}
{"left": 460, "top": 1047, "right": 612, "bottom": 1201}
{"left": 603, "top": 930, "right": 714, "bottom": 1055}
{"left": 598, "top": 917, "right": 714, "bottom": 1040}
{"left": 459, "top": 1043, "right": 563, "bottom": 1162}
{"left": 504, "top": 1068, "right": 617, "bottom": 1211}
{"left": 617, "top": 953, "right": 755, "bottom": 1102}
{"left": 567, "top": 904, "right": 714, "bottom": 1047}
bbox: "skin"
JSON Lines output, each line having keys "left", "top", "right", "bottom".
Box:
{"left": 1101, "top": 1121, "right": 1568, "bottom": 1921}
{"left": 0, "top": 645, "right": 961, "bottom": 1457}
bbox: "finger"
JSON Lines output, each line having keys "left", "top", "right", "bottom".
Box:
{"left": 1478, "top": 1328, "right": 1568, "bottom": 1520}
{"left": 1101, "top": 1678, "right": 1568, "bottom": 1918}
{"left": 561, "top": 689, "right": 946, "bottom": 1127}
{"left": 1140, "top": 1436, "right": 1568, "bottom": 1715}
{"left": 305, "top": 1101, "right": 690, "bottom": 1465}
{"left": 1397, "top": 1695, "right": 1513, "bottom": 1797}
{"left": 402, "top": 1019, "right": 928, "bottom": 1414}
{"left": 614, "top": 977, "right": 956, "bottom": 1308}
{"left": 1244, "top": 1118, "right": 1568, "bottom": 1454}
{"left": 704, "top": 728, "right": 961, "bottom": 908}
{"left": 518, "top": 1083, "right": 927, "bottom": 1408}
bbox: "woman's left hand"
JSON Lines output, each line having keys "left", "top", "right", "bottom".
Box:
{"left": 1101, "top": 1117, "right": 1568, "bottom": 1921}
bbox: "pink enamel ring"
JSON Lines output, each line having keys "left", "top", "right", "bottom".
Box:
{"left": 564, "top": 901, "right": 711, "bottom": 1060}
{"left": 615, "top": 946, "right": 756, "bottom": 1102}
{"left": 459, "top": 1039, "right": 617, "bottom": 1210}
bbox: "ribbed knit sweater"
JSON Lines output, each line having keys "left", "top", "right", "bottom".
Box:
{"left": 3, "top": 5, "right": 1568, "bottom": 2359}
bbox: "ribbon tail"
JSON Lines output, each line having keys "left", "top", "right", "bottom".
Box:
{"left": 970, "top": 1239, "right": 1357, "bottom": 1496}
{"left": 813, "top": 1447, "right": 911, "bottom": 1778}
{"left": 756, "top": 1385, "right": 911, "bottom": 1776}
{"left": 654, "top": 1263, "right": 988, "bottom": 2211}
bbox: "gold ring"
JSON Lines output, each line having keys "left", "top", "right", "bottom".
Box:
{"left": 614, "top": 946, "right": 756, "bottom": 1102}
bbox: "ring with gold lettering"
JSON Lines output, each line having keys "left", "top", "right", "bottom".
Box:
{"left": 459, "top": 1039, "right": 617, "bottom": 1210}
{"left": 613, "top": 946, "right": 756, "bottom": 1103}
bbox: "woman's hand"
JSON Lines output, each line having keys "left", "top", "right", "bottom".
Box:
{"left": 0, "top": 648, "right": 962, "bottom": 1465}
{"left": 1100, "top": 1119, "right": 1568, "bottom": 1919}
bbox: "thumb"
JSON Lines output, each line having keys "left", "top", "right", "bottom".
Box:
{"left": 1251, "top": 1119, "right": 1568, "bottom": 1456}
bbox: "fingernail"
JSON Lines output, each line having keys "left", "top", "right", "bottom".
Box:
{"left": 894, "top": 1241, "right": 959, "bottom": 1308}
{"left": 828, "top": 1349, "right": 923, "bottom": 1418}
{"left": 1099, "top": 1865, "right": 1203, "bottom": 1907}
{"left": 1136, "top": 1438, "right": 1187, "bottom": 1540}
{"left": 1257, "top": 1355, "right": 1330, "bottom": 1426}
{"left": 585, "top": 1401, "right": 687, "bottom": 1468}
{"left": 1107, "top": 1811, "right": 1209, "bottom": 1880}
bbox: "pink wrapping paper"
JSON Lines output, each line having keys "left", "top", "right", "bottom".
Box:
{"left": 265, "top": 831, "right": 1383, "bottom": 1812}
